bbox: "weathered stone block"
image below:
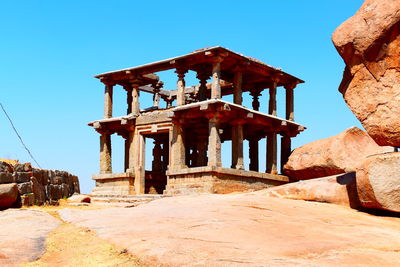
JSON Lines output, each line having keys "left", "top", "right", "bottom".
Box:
{"left": 51, "top": 176, "right": 64, "bottom": 185}
{"left": 0, "top": 161, "right": 13, "bottom": 173}
{"left": 32, "top": 168, "right": 46, "bottom": 185}
{"left": 61, "top": 183, "right": 69, "bottom": 198}
{"left": 17, "top": 182, "right": 33, "bottom": 195}
{"left": 13, "top": 163, "right": 32, "bottom": 172}
{"left": 0, "top": 172, "right": 14, "bottom": 184}
{"left": 21, "top": 193, "right": 35, "bottom": 206}
{"left": 13, "top": 172, "right": 31, "bottom": 183}
{"left": 31, "top": 177, "right": 46, "bottom": 205}
{"left": 47, "top": 184, "right": 62, "bottom": 200}
{"left": 0, "top": 183, "right": 18, "bottom": 208}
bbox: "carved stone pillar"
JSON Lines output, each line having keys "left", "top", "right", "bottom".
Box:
{"left": 208, "top": 115, "right": 221, "bottom": 167}
{"left": 233, "top": 71, "right": 243, "bottom": 105}
{"left": 126, "top": 86, "right": 132, "bottom": 114}
{"left": 176, "top": 68, "right": 188, "bottom": 106}
{"left": 285, "top": 83, "right": 296, "bottom": 121}
{"left": 127, "top": 130, "right": 135, "bottom": 173}
{"left": 281, "top": 134, "right": 291, "bottom": 173}
{"left": 249, "top": 137, "right": 259, "bottom": 172}
{"left": 197, "top": 137, "right": 208, "bottom": 167}
{"left": 266, "top": 132, "right": 278, "bottom": 174}
{"left": 211, "top": 58, "right": 223, "bottom": 99}
{"left": 152, "top": 139, "right": 163, "bottom": 171}
{"left": 161, "top": 139, "right": 169, "bottom": 171}
{"left": 131, "top": 83, "right": 140, "bottom": 114}
{"left": 103, "top": 82, "right": 114, "bottom": 119}
{"left": 153, "top": 81, "right": 163, "bottom": 108}
{"left": 170, "top": 119, "right": 187, "bottom": 169}
{"left": 99, "top": 131, "right": 112, "bottom": 173}
{"left": 133, "top": 131, "right": 145, "bottom": 194}
{"left": 196, "top": 69, "right": 209, "bottom": 101}
{"left": 231, "top": 122, "right": 244, "bottom": 169}
{"left": 269, "top": 79, "right": 278, "bottom": 116}
{"left": 250, "top": 89, "right": 262, "bottom": 111}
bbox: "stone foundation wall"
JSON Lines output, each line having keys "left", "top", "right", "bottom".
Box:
{"left": 0, "top": 161, "right": 79, "bottom": 206}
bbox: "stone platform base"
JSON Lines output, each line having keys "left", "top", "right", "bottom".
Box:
{"left": 165, "top": 166, "right": 289, "bottom": 195}
{"left": 91, "top": 173, "right": 134, "bottom": 196}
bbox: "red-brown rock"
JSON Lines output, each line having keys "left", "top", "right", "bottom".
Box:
{"left": 356, "top": 152, "right": 400, "bottom": 212}
{"left": 265, "top": 173, "right": 360, "bottom": 208}
{"left": 0, "top": 183, "right": 18, "bottom": 209}
{"left": 283, "top": 127, "right": 392, "bottom": 180}
{"left": 332, "top": 0, "right": 400, "bottom": 146}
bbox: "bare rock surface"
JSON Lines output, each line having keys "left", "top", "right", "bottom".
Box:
{"left": 68, "top": 194, "right": 91, "bottom": 203}
{"left": 264, "top": 173, "right": 360, "bottom": 208}
{"left": 332, "top": 0, "right": 400, "bottom": 146}
{"left": 283, "top": 127, "right": 392, "bottom": 179}
{"left": 356, "top": 152, "right": 400, "bottom": 212}
{"left": 60, "top": 193, "right": 400, "bottom": 266}
{"left": 0, "top": 183, "right": 18, "bottom": 209}
{"left": 0, "top": 209, "right": 60, "bottom": 266}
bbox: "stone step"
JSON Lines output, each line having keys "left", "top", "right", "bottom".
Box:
{"left": 91, "top": 194, "right": 170, "bottom": 204}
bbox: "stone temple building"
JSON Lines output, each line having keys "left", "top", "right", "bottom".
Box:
{"left": 88, "top": 47, "right": 305, "bottom": 196}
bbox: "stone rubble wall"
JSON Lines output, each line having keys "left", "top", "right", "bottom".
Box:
{"left": 0, "top": 161, "right": 79, "bottom": 206}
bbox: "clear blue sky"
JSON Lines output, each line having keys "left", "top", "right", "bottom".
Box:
{"left": 1, "top": 1, "right": 364, "bottom": 193}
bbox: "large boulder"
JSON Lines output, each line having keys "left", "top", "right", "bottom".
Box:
{"left": 0, "top": 183, "right": 18, "bottom": 209}
{"left": 283, "top": 127, "right": 393, "bottom": 180}
{"left": 356, "top": 152, "right": 400, "bottom": 212}
{"left": 332, "top": 0, "right": 400, "bottom": 146}
{"left": 265, "top": 173, "right": 360, "bottom": 208}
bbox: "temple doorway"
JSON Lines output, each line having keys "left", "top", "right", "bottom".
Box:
{"left": 144, "top": 132, "right": 169, "bottom": 194}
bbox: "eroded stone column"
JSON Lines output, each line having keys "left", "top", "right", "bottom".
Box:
{"left": 133, "top": 131, "right": 145, "bottom": 194}
{"left": 152, "top": 139, "right": 162, "bottom": 171}
{"left": 99, "top": 131, "right": 112, "bottom": 173}
{"left": 104, "top": 83, "right": 114, "bottom": 119}
{"left": 176, "top": 68, "right": 187, "bottom": 106}
{"left": 211, "top": 58, "right": 223, "bottom": 99}
{"left": 249, "top": 138, "right": 259, "bottom": 171}
{"left": 153, "top": 81, "right": 163, "bottom": 108}
{"left": 197, "top": 137, "right": 208, "bottom": 167}
{"left": 285, "top": 83, "right": 296, "bottom": 121}
{"left": 280, "top": 134, "right": 291, "bottom": 173}
{"left": 196, "top": 69, "right": 209, "bottom": 101}
{"left": 170, "top": 119, "right": 187, "bottom": 169}
{"left": 233, "top": 71, "right": 243, "bottom": 105}
{"left": 131, "top": 83, "right": 140, "bottom": 115}
{"left": 127, "top": 130, "right": 135, "bottom": 173}
{"left": 208, "top": 115, "right": 222, "bottom": 167}
{"left": 269, "top": 80, "right": 278, "bottom": 116}
{"left": 231, "top": 123, "right": 244, "bottom": 169}
{"left": 266, "top": 132, "right": 278, "bottom": 174}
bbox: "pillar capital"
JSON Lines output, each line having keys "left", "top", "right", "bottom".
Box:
{"left": 101, "top": 78, "right": 116, "bottom": 87}
{"left": 175, "top": 68, "right": 188, "bottom": 78}
{"left": 284, "top": 82, "right": 298, "bottom": 90}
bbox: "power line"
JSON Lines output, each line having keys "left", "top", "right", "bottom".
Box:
{"left": 0, "top": 102, "right": 42, "bottom": 168}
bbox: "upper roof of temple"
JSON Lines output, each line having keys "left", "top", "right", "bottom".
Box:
{"left": 95, "top": 46, "right": 303, "bottom": 90}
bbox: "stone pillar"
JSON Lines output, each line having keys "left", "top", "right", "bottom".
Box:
{"left": 281, "top": 134, "right": 291, "bottom": 173}
{"left": 266, "top": 132, "right": 278, "bottom": 174}
{"left": 123, "top": 133, "right": 129, "bottom": 172}
{"left": 208, "top": 115, "right": 222, "bottom": 167}
{"left": 285, "top": 83, "right": 296, "bottom": 121}
{"left": 131, "top": 83, "right": 140, "bottom": 114}
{"left": 127, "top": 130, "right": 135, "bottom": 173}
{"left": 104, "top": 83, "right": 113, "bottom": 119}
{"left": 196, "top": 69, "right": 209, "bottom": 101}
{"left": 269, "top": 81, "right": 278, "bottom": 116}
{"left": 250, "top": 90, "right": 261, "bottom": 111}
{"left": 211, "top": 58, "right": 223, "bottom": 99}
{"left": 133, "top": 131, "right": 145, "bottom": 194}
{"left": 161, "top": 139, "right": 169, "bottom": 171}
{"left": 152, "top": 139, "right": 163, "bottom": 171}
{"left": 99, "top": 132, "right": 112, "bottom": 173}
{"left": 153, "top": 81, "right": 163, "bottom": 108}
{"left": 231, "top": 123, "right": 244, "bottom": 169}
{"left": 170, "top": 119, "right": 187, "bottom": 169}
{"left": 176, "top": 68, "right": 187, "bottom": 106}
{"left": 197, "top": 137, "right": 208, "bottom": 167}
{"left": 233, "top": 71, "right": 243, "bottom": 105}
{"left": 126, "top": 86, "right": 132, "bottom": 114}
{"left": 249, "top": 137, "right": 259, "bottom": 171}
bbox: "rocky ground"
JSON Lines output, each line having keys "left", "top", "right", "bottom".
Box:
{"left": 2, "top": 192, "right": 400, "bottom": 266}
